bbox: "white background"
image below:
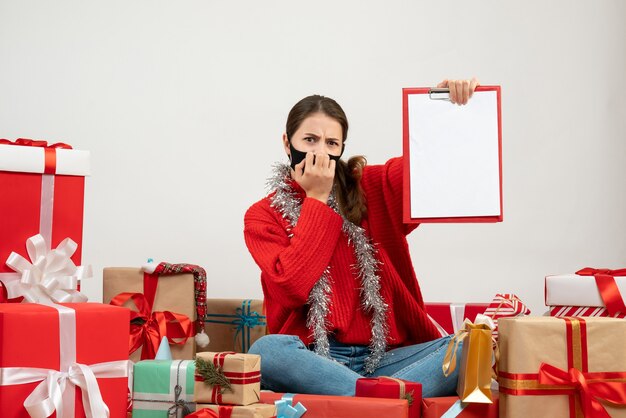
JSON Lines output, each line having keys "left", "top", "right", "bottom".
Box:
{"left": 1, "top": 1, "right": 624, "bottom": 315}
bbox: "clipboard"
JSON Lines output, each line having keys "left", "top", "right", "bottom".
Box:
{"left": 402, "top": 85, "right": 503, "bottom": 223}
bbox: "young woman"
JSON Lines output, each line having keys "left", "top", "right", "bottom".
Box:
{"left": 244, "top": 79, "right": 480, "bottom": 397}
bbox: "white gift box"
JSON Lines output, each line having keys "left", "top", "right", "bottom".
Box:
{"left": 545, "top": 273, "right": 626, "bottom": 307}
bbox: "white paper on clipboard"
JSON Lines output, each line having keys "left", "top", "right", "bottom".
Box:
{"left": 407, "top": 89, "right": 501, "bottom": 219}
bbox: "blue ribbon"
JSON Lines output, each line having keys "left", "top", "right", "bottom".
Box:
{"left": 275, "top": 393, "right": 307, "bottom": 418}
{"left": 204, "top": 300, "right": 266, "bottom": 352}
{"left": 441, "top": 399, "right": 466, "bottom": 418}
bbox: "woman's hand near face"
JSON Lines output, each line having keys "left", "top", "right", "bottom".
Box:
{"left": 293, "top": 152, "right": 336, "bottom": 204}
{"left": 437, "top": 77, "right": 480, "bottom": 105}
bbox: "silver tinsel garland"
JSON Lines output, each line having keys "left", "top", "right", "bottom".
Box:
{"left": 266, "top": 163, "right": 389, "bottom": 374}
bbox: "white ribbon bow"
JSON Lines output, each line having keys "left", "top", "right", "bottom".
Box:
{"left": 4, "top": 234, "right": 91, "bottom": 304}
{"left": 1, "top": 360, "right": 130, "bottom": 418}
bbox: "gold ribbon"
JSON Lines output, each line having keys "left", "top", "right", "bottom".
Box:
{"left": 380, "top": 376, "right": 405, "bottom": 398}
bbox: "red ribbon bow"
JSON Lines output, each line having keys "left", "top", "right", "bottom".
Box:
{"left": 538, "top": 362, "right": 626, "bottom": 418}
{"left": 110, "top": 292, "right": 193, "bottom": 360}
{"left": 576, "top": 267, "right": 626, "bottom": 315}
{"left": 0, "top": 281, "right": 24, "bottom": 303}
{"left": 0, "top": 138, "right": 72, "bottom": 149}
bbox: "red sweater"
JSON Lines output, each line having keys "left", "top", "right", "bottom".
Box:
{"left": 244, "top": 157, "right": 440, "bottom": 348}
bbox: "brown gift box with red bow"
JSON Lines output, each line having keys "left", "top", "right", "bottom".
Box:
{"left": 498, "top": 316, "right": 626, "bottom": 418}
{"left": 103, "top": 267, "right": 196, "bottom": 361}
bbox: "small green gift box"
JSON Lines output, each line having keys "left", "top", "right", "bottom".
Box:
{"left": 132, "top": 359, "right": 196, "bottom": 418}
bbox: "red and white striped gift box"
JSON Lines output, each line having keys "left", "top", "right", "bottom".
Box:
{"left": 549, "top": 305, "right": 626, "bottom": 318}
{"left": 483, "top": 294, "right": 531, "bottom": 339}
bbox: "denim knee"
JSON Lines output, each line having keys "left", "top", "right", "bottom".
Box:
{"left": 248, "top": 334, "right": 305, "bottom": 357}
{"left": 248, "top": 335, "right": 307, "bottom": 391}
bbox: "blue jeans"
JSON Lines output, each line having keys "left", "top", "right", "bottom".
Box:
{"left": 248, "top": 334, "right": 461, "bottom": 397}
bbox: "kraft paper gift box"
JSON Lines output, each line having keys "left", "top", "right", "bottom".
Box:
{"left": 201, "top": 299, "right": 267, "bottom": 353}
{"left": 545, "top": 267, "right": 626, "bottom": 317}
{"left": 103, "top": 265, "right": 197, "bottom": 361}
{"left": 355, "top": 377, "right": 421, "bottom": 418}
{"left": 260, "top": 392, "right": 409, "bottom": 418}
{"left": 194, "top": 352, "right": 261, "bottom": 406}
{"left": 421, "top": 394, "right": 499, "bottom": 418}
{"left": 0, "top": 138, "right": 89, "bottom": 298}
{"left": 194, "top": 403, "right": 276, "bottom": 418}
{"left": 425, "top": 303, "right": 490, "bottom": 335}
{"left": 0, "top": 303, "right": 131, "bottom": 417}
{"left": 498, "top": 316, "right": 626, "bottom": 418}
{"left": 132, "top": 359, "right": 196, "bottom": 418}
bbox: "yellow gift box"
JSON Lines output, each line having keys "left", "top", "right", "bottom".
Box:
{"left": 194, "top": 352, "right": 261, "bottom": 406}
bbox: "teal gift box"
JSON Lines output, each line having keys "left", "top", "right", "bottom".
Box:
{"left": 132, "top": 359, "right": 196, "bottom": 418}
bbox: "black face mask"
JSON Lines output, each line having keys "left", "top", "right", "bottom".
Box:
{"left": 288, "top": 141, "right": 345, "bottom": 170}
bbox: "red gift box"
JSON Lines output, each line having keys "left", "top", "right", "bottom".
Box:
{"left": 355, "top": 377, "right": 421, "bottom": 418}
{"left": 421, "top": 394, "right": 499, "bottom": 418}
{"left": 260, "top": 392, "right": 408, "bottom": 418}
{"left": 0, "top": 139, "right": 89, "bottom": 293}
{"left": 425, "top": 303, "right": 490, "bottom": 335}
{"left": 0, "top": 303, "right": 131, "bottom": 417}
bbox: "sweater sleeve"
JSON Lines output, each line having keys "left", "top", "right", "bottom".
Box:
{"left": 244, "top": 197, "right": 344, "bottom": 309}
{"left": 362, "top": 156, "right": 419, "bottom": 236}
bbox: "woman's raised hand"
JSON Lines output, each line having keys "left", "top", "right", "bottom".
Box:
{"left": 436, "top": 78, "right": 480, "bottom": 105}
{"left": 293, "top": 152, "right": 336, "bottom": 204}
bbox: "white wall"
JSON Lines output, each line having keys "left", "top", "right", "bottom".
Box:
{"left": 1, "top": 0, "right": 624, "bottom": 315}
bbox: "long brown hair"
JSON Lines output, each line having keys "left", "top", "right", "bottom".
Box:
{"left": 286, "top": 95, "right": 367, "bottom": 225}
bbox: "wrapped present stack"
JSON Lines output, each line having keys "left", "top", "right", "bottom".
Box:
{"left": 545, "top": 267, "right": 626, "bottom": 318}
{"left": 0, "top": 139, "right": 133, "bottom": 417}
{"left": 193, "top": 351, "right": 276, "bottom": 418}
{"left": 424, "top": 294, "right": 530, "bottom": 418}
{"left": 132, "top": 338, "right": 197, "bottom": 417}
{"left": 0, "top": 138, "right": 90, "bottom": 301}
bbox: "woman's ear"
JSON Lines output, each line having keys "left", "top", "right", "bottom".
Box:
{"left": 282, "top": 133, "right": 290, "bottom": 157}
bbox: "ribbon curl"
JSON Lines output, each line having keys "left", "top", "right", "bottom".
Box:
{"left": 576, "top": 267, "right": 626, "bottom": 315}
{"left": 167, "top": 384, "right": 193, "bottom": 417}
{"left": 0, "top": 138, "right": 72, "bottom": 149}
{"left": 110, "top": 292, "right": 193, "bottom": 360}
{"left": 275, "top": 393, "right": 307, "bottom": 418}
{"left": 0, "top": 280, "right": 24, "bottom": 303}
{"left": 4, "top": 234, "right": 91, "bottom": 304}
{"left": 538, "top": 362, "right": 626, "bottom": 418}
